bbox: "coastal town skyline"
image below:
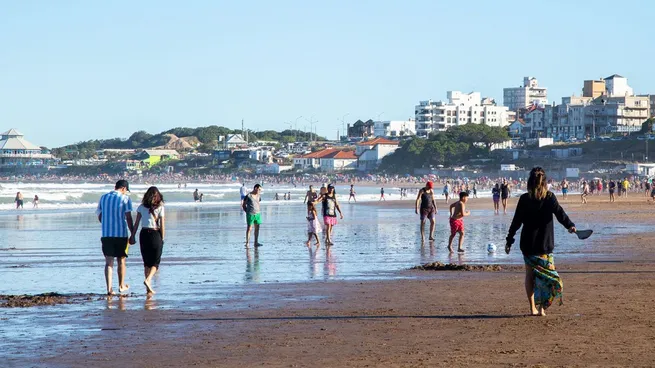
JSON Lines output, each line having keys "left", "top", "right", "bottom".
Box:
{"left": 2, "top": 1, "right": 655, "bottom": 147}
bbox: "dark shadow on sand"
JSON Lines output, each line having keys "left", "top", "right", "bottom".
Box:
{"left": 175, "top": 314, "right": 522, "bottom": 322}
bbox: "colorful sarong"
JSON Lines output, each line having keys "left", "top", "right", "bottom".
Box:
{"left": 524, "top": 254, "right": 563, "bottom": 309}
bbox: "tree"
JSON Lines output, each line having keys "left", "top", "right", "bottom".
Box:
{"left": 640, "top": 118, "right": 655, "bottom": 134}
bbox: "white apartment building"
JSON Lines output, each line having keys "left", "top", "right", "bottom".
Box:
{"left": 415, "top": 91, "right": 511, "bottom": 136}
{"left": 503, "top": 77, "right": 548, "bottom": 112}
{"left": 373, "top": 120, "right": 416, "bottom": 138}
{"left": 604, "top": 74, "right": 633, "bottom": 97}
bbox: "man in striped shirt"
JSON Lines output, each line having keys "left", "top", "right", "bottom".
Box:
{"left": 96, "top": 180, "right": 135, "bottom": 295}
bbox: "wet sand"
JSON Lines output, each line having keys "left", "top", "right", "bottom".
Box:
{"left": 5, "top": 195, "right": 655, "bottom": 367}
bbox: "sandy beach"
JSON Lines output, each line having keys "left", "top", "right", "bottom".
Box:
{"left": 3, "top": 195, "right": 655, "bottom": 367}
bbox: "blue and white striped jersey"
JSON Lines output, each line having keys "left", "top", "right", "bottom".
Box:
{"left": 96, "top": 191, "right": 133, "bottom": 237}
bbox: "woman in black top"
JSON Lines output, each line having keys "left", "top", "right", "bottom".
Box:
{"left": 505, "top": 167, "right": 577, "bottom": 316}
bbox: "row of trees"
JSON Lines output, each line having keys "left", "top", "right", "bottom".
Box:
{"left": 379, "top": 124, "right": 510, "bottom": 173}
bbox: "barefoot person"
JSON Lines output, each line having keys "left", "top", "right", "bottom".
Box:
{"left": 33, "top": 195, "right": 39, "bottom": 209}
{"left": 348, "top": 184, "right": 357, "bottom": 203}
{"left": 505, "top": 167, "right": 577, "bottom": 317}
{"left": 447, "top": 192, "right": 470, "bottom": 253}
{"left": 379, "top": 187, "right": 386, "bottom": 201}
{"left": 305, "top": 201, "right": 321, "bottom": 246}
{"left": 96, "top": 180, "right": 135, "bottom": 296}
{"left": 317, "top": 184, "right": 343, "bottom": 246}
{"left": 415, "top": 181, "right": 437, "bottom": 243}
{"left": 609, "top": 179, "right": 616, "bottom": 202}
{"left": 243, "top": 184, "right": 263, "bottom": 248}
{"left": 131, "top": 186, "right": 165, "bottom": 295}
{"left": 561, "top": 179, "right": 569, "bottom": 200}
{"left": 443, "top": 181, "right": 451, "bottom": 202}
{"left": 500, "top": 179, "right": 511, "bottom": 214}
{"left": 492, "top": 183, "right": 501, "bottom": 214}
{"left": 581, "top": 180, "right": 589, "bottom": 204}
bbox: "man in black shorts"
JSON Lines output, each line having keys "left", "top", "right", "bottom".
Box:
{"left": 96, "top": 180, "right": 135, "bottom": 295}
{"left": 416, "top": 181, "right": 438, "bottom": 242}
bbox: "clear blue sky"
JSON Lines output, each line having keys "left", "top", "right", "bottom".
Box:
{"left": 1, "top": 0, "right": 653, "bottom": 147}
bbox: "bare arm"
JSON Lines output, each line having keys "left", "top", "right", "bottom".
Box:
{"left": 160, "top": 216, "right": 165, "bottom": 241}
{"left": 132, "top": 212, "right": 142, "bottom": 239}
{"left": 335, "top": 198, "right": 343, "bottom": 219}
{"left": 126, "top": 212, "right": 135, "bottom": 235}
{"left": 463, "top": 202, "right": 470, "bottom": 216}
{"left": 431, "top": 192, "right": 438, "bottom": 214}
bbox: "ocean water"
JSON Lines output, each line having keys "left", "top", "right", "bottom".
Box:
{"left": 0, "top": 193, "right": 623, "bottom": 298}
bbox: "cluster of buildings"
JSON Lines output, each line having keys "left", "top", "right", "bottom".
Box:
{"left": 344, "top": 74, "right": 654, "bottom": 144}
{"left": 511, "top": 75, "right": 652, "bottom": 141}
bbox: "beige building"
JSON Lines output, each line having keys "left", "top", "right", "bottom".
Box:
{"left": 583, "top": 80, "right": 605, "bottom": 98}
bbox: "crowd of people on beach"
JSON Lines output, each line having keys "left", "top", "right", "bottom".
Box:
{"left": 95, "top": 166, "right": 582, "bottom": 316}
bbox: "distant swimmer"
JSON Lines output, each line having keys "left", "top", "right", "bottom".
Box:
{"left": 448, "top": 191, "right": 470, "bottom": 253}
{"left": 15, "top": 192, "right": 23, "bottom": 209}
{"left": 348, "top": 184, "right": 357, "bottom": 203}
{"left": 287, "top": 192, "right": 291, "bottom": 200}
{"left": 33, "top": 195, "right": 39, "bottom": 209}
{"left": 379, "top": 187, "right": 385, "bottom": 201}
{"left": 275, "top": 193, "right": 280, "bottom": 201}
{"left": 193, "top": 189, "right": 200, "bottom": 202}
{"left": 415, "top": 181, "right": 437, "bottom": 243}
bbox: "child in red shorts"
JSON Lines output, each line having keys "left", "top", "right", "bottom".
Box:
{"left": 448, "top": 191, "right": 470, "bottom": 253}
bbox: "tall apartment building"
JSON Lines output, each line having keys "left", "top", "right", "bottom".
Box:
{"left": 638, "top": 94, "right": 655, "bottom": 118}
{"left": 583, "top": 80, "right": 605, "bottom": 98}
{"left": 503, "top": 77, "right": 548, "bottom": 112}
{"left": 415, "top": 91, "right": 511, "bottom": 136}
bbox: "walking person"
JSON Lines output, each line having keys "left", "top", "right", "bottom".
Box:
{"left": 379, "top": 187, "right": 386, "bottom": 201}
{"left": 505, "top": 167, "right": 577, "bottom": 316}
{"left": 348, "top": 184, "right": 357, "bottom": 203}
{"left": 581, "top": 180, "right": 589, "bottom": 204}
{"left": 415, "top": 181, "right": 437, "bottom": 243}
{"left": 318, "top": 184, "right": 343, "bottom": 246}
{"left": 131, "top": 186, "right": 165, "bottom": 295}
{"left": 609, "top": 179, "right": 616, "bottom": 202}
{"left": 96, "top": 180, "right": 135, "bottom": 296}
{"left": 500, "top": 179, "right": 511, "bottom": 214}
{"left": 243, "top": 184, "right": 263, "bottom": 248}
{"left": 492, "top": 183, "right": 501, "bottom": 214}
{"left": 443, "top": 181, "right": 451, "bottom": 202}
{"left": 240, "top": 183, "right": 249, "bottom": 206}
{"left": 561, "top": 179, "right": 569, "bottom": 200}
{"left": 447, "top": 192, "right": 470, "bottom": 253}
{"left": 305, "top": 201, "right": 322, "bottom": 247}
{"left": 32, "top": 195, "right": 39, "bottom": 209}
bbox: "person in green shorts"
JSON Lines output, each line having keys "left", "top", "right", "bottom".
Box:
{"left": 242, "top": 184, "right": 263, "bottom": 248}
